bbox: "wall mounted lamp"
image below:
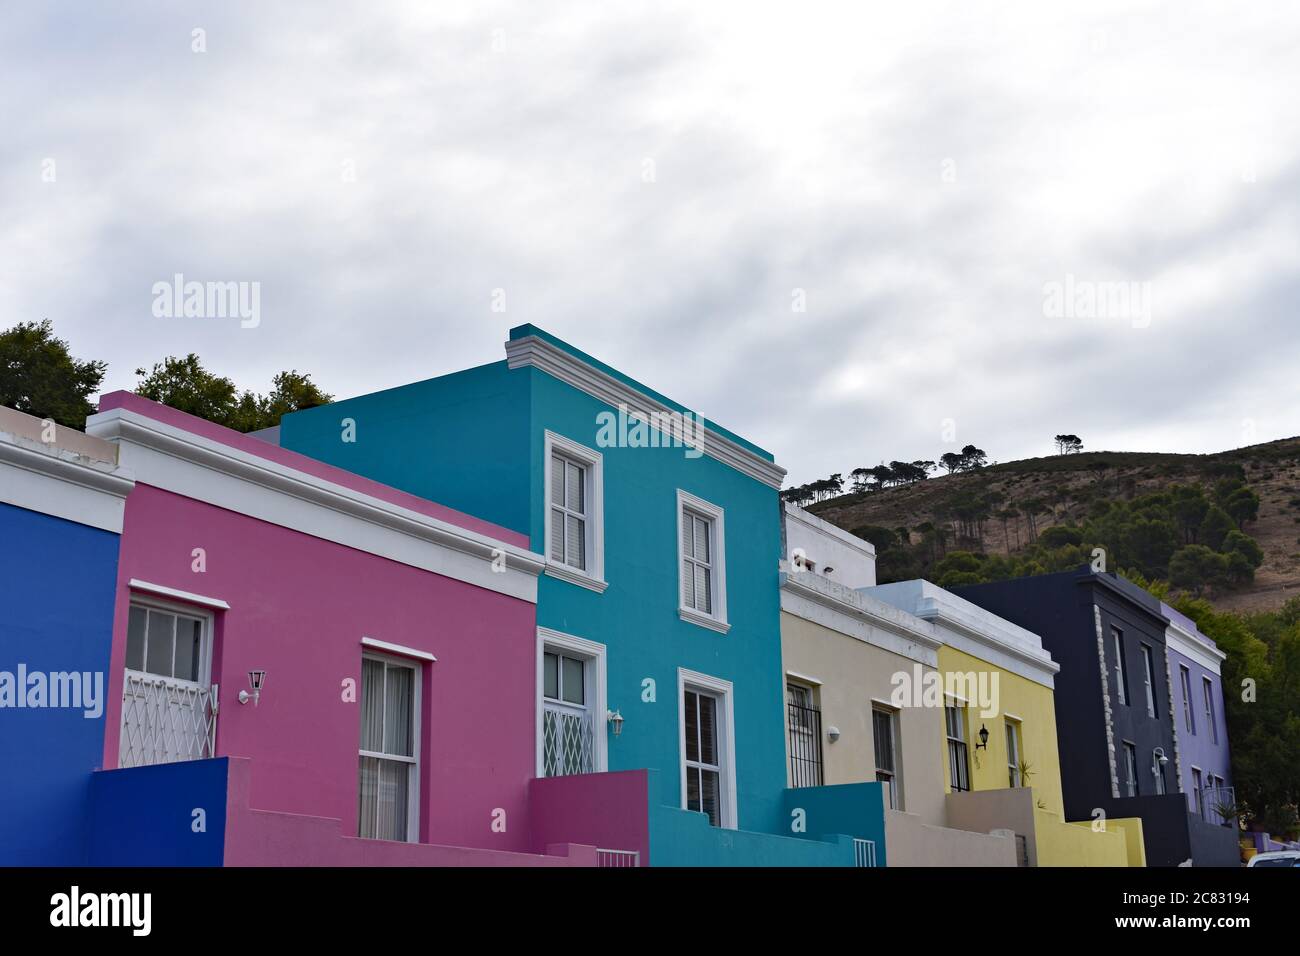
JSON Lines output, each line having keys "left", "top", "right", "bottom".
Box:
{"left": 238, "top": 669, "right": 266, "bottom": 706}
{"left": 826, "top": 726, "right": 841, "bottom": 743}
{"left": 976, "top": 724, "right": 990, "bottom": 750}
{"left": 607, "top": 709, "right": 624, "bottom": 737}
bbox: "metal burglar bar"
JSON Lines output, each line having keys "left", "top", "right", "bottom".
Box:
{"left": 787, "top": 699, "right": 824, "bottom": 788}
{"left": 119, "top": 673, "right": 218, "bottom": 768}
{"left": 542, "top": 703, "right": 594, "bottom": 776}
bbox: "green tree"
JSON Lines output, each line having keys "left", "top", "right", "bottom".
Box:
{"left": 135, "top": 354, "right": 240, "bottom": 426}
{"left": 135, "top": 355, "right": 333, "bottom": 433}
{"left": 0, "top": 319, "right": 107, "bottom": 428}
{"left": 1169, "top": 545, "right": 1230, "bottom": 596}
{"left": 1198, "top": 506, "right": 1236, "bottom": 551}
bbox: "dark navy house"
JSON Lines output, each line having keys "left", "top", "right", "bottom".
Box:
{"left": 954, "top": 568, "right": 1239, "bottom": 867}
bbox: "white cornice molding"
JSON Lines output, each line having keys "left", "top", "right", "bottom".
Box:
{"left": 88, "top": 408, "right": 545, "bottom": 601}
{"left": 505, "top": 334, "right": 786, "bottom": 489}
{"left": 780, "top": 571, "right": 940, "bottom": 665}
{"left": 1165, "top": 619, "right": 1226, "bottom": 674}
{"left": 914, "top": 603, "right": 1060, "bottom": 689}
{"left": 0, "top": 430, "right": 134, "bottom": 533}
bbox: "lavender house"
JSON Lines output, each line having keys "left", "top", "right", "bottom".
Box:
{"left": 1164, "top": 603, "right": 1234, "bottom": 828}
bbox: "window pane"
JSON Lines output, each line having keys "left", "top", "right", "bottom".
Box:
{"left": 145, "top": 610, "right": 175, "bottom": 678}
{"left": 700, "top": 769, "right": 721, "bottom": 826}
{"left": 693, "top": 516, "right": 710, "bottom": 563}
{"left": 561, "top": 656, "right": 585, "bottom": 705}
{"left": 873, "top": 710, "right": 895, "bottom": 772}
{"left": 698, "top": 693, "right": 717, "bottom": 765}
{"left": 685, "top": 765, "right": 701, "bottom": 813}
{"left": 566, "top": 515, "right": 586, "bottom": 570}
{"left": 377, "top": 758, "right": 410, "bottom": 841}
{"left": 173, "top": 616, "right": 202, "bottom": 683}
{"left": 358, "top": 755, "right": 379, "bottom": 838}
{"left": 684, "top": 691, "right": 699, "bottom": 762}
{"left": 550, "top": 507, "right": 565, "bottom": 562}
{"left": 681, "top": 558, "right": 695, "bottom": 608}
{"left": 550, "top": 455, "right": 564, "bottom": 506}
{"left": 694, "top": 564, "right": 711, "bottom": 614}
{"left": 543, "top": 652, "right": 559, "bottom": 700}
{"left": 383, "top": 664, "right": 414, "bottom": 758}
{"left": 360, "top": 658, "right": 385, "bottom": 752}
{"left": 565, "top": 462, "right": 584, "bottom": 514}
{"left": 681, "top": 510, "right": 694, "bottom": 559}
{"left": 125, "top": 607, "right": 147, "bottom": 671}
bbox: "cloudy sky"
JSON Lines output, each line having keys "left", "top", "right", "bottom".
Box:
{"left": 4, "top": 1, "right": 1299, "bottom": 486}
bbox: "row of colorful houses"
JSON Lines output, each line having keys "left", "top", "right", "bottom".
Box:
{"left": 0, "top": 325, "right": 1247, "bottom": 866}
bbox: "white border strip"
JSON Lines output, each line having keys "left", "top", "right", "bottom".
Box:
{"left": 129, "top": 578, "right": 231, "bottom": 610}
{"left": 361, "top": 636, "right": 437, "bottom": 662}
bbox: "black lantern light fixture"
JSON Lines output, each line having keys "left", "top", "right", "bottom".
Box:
{"left": 976, "top": 724, "right": 990, "bottom": 750}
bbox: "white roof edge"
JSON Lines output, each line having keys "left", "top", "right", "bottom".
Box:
{"left": 783, "top": 502, "right": 876, "bottom": 557}
{"left": 87, "top": 407, "right": 546, "bottom": 579}
{"left": 505, "top": 334, "right": 786, "bottom": 489}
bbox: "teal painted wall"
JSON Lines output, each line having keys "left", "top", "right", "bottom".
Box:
{"left": 282, "top": 328, "right": 793, "bottom": 837}
{"left": 280, "top": 361, "right": 532, "bottom": 534}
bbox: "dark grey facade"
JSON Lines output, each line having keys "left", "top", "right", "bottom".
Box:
{"left": 954, "top": 568, "right": 1238, "bottom": 866}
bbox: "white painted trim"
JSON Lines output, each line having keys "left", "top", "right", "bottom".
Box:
{"left": 676, "top": 489, "right": 729, "bottom": 633}
{"left": 785, "top": 670, "right": 823, "bottom": 687}
{"left": 535, "top": 628, "right": 608, "bottom": 777}
{"left": 1003, "top": 711, "right": 1024, "bottom": 723}
{"left": 88, "top": 408, "right": 544, "bottom": 603}
{"left": 780, "top": 572, "right": 941, "bottom": 666}
{"left": 866, "top": 581, "right": 1059, "bottom": 688}
{"left": 506, "top": 334, "right": 786, "bottom": 489}
{"left": 1165, "top": 620, "right": 1226, "bottom": 674}
{"left": 783, "top": 503, "right": 876, "bottom": 558}
{"left": 677, "top": 667, "right": 738, "bottom": 830}
{"left": 361, "top": 636, "right": 436, "bottom": 663}
{"left": 542, "top": 431, "right": 607, "bottom": 592}
{"left": 0, "top": 432, "right": 133, "bottom": 533}
{"left": 128, "top": 579, "right": 231, "bottom": 611}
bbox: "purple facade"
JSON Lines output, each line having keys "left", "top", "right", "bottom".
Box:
{"left": 1163, "top": 603, "right": 1233, "bottom": 826}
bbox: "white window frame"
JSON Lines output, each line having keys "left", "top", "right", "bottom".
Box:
{"left": 1191, "top": 766, "right": 1205, "bottom": 817}
{"left": 871, "top": 702, "right": 902, "bottom": 811}
{"left": 944, "top": 697, "right": 971, "bottom": 793}
{"left": 1140, "top": 644, "right": 1157, "bottom": 718}
{"left": 1178, "top": 664, "right": 1195, "bottom": 734}
{"left": 1112, "top": 628, "right": 1128, "bottom": 706}
{"left": 1202, "top": 676, "right": 1218, "bottom": 744}
{"left": 124, "top": 593, "right": 215, "bottom": 688}
{"left": 358, "top": 651, "right": 422, "bottom": 844}
{"left": 1005, "top": 718, "right": 1023, "bottom": 787}
{"left": 676, "top": 490, "right": 729, "bottom": 634}
{"left": 543, "top": 431, "right": 607, "bottom": 593}
{"left": 678, "top": 668, "right": 737, "bottom": 829}
{"left": 1123, "top": 740, "right": 1139, "bottom": 797}
{"left": 535, "top": 628, "right": 608, "bottom": 778}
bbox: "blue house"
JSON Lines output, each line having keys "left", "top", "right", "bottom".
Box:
{"left": 281, "top": 325, "right": 884, "bottom": 864}
{"left": 0, "top": 408, "right": 134, "bottom": 864}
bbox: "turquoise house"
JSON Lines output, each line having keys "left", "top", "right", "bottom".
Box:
{"left": 281, "top": 325, "right": 884, "bottom": 865}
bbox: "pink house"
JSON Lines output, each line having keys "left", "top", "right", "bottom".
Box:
{"left": 84, "top": 393, "right": 646, "bottom": 866}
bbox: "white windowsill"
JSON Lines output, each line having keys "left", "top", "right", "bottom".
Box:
{"left": 679, "top": 606, "right": 730, "bottom": 634}
{"left": 545, "top": 562, "right": 610, "bottom": 593}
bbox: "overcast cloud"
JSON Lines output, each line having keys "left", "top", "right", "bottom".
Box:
{"left": 3, "top": 1, "right": 1299, "bottom": 486}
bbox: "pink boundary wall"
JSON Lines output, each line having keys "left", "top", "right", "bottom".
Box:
{"left": 101, "top": 396, "right": 544, "bottom": 855}
{"left": 529, "top": 770, "right": 652, "bottom": 864}
{"left": 97, "top": 391, "right": 528, "bottom": 548}
{"left": 223, "top": 758, "right": 599, "bottom": 866}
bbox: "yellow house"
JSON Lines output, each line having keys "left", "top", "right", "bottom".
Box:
{"left": 868, "top": 580, "right": 1144, "bottom": 867}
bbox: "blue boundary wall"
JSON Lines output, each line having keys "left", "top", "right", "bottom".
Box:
{"left": 87, "top": 758, "right": 229, "bottom": 866}
{"left": 0, "top": 501, "right": 121, "bottom": 865}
